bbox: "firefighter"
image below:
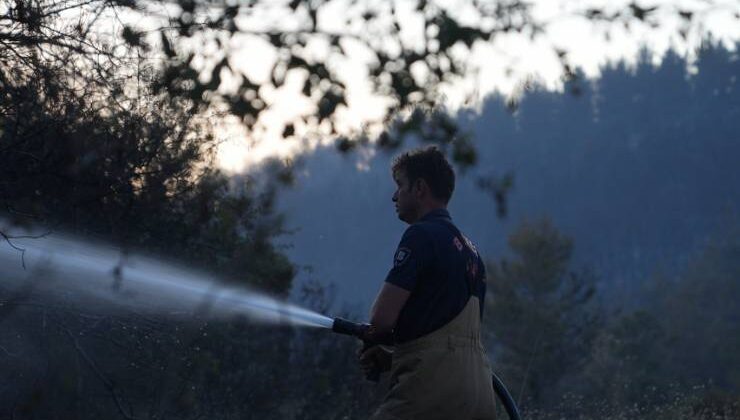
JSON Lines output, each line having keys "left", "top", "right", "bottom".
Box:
{"left": 360, "top": 146, "right": 496, "bottom": 420}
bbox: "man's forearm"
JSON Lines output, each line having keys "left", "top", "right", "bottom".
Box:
{"left": 369, "top": 282, "right": 411, "bottom": 334}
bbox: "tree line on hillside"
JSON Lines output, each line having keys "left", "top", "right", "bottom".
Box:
{"left": 274, "top": 40, "right": 740, "bottom": 309}
{"left": 468, "top": 40, "right": 740, "bottom": 283}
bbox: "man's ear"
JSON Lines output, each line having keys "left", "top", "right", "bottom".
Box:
{"left": 414, "top": 178, "right": 429, "bottom": 197}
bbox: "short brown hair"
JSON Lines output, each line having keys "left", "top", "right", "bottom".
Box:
{"left": 391, "top": 146, "right": 455, "bottom": 204}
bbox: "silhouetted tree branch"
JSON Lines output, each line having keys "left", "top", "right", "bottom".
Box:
{"left": 62, "top": 325, "right": 137, "bottom": 420}
{"left": 5, "top": 0, "right": 735, "bottom": 168}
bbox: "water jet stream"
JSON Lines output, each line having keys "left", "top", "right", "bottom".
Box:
{"left": 0, "top": 225, "right": 334, "bottom": 329}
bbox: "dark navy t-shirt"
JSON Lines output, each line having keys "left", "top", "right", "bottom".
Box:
{"left": 385, "top": 209, "right": 486, "bottom": 344}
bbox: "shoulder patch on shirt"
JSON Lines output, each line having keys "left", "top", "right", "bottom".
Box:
{"left": 394, "top": 247, "right": 411, "bottom": 267}
{"left": 453, "top": 237, "right": 464, "bottom": 251}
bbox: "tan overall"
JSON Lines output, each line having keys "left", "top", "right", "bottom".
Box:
{"left": 370, "top": 296, "right": 496, "bottom": 420}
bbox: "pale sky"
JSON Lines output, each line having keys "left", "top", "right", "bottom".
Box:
{"left": 215, "top": 0, "right": 740, "bottom": 172}
{"left": 104, "top": 0, "right": 740, "bottom": 172}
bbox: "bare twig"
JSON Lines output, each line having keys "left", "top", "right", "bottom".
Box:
{"left": 62, "top": 325, "right": 137, "bottom": 420}
{"left": 0, "top": 229, "right": 52, "bottom": 270}
{"left": 0, "top": 230, "right": 28, "bottom": 269}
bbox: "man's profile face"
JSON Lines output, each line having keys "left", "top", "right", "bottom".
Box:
{"left": 392, "top": 169, "right": 419, "bottom": 224}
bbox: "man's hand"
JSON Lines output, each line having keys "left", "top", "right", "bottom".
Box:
{"left": 358, "top": 345, "right": 393, "bottom": 378}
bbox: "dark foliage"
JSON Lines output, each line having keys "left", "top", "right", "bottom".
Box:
{"left": 484, "top": 218, "right": 600, "bottom": 409}
{"left": 3, "top": 0, "right": 731, "bottom": 166}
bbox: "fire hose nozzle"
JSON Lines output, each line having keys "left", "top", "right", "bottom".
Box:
{"left": 331, "top": 317, "right": 370, "bottom": 339}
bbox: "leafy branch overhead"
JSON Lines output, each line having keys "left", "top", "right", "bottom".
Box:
{"left": 145, "top": 0, "right": 534, "bottom": 157}
{"left": 114, "top": 0, "right": 733, "bottom": 162}
{"left": 2, "top": 0, "right": 737, "bottom": 166}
